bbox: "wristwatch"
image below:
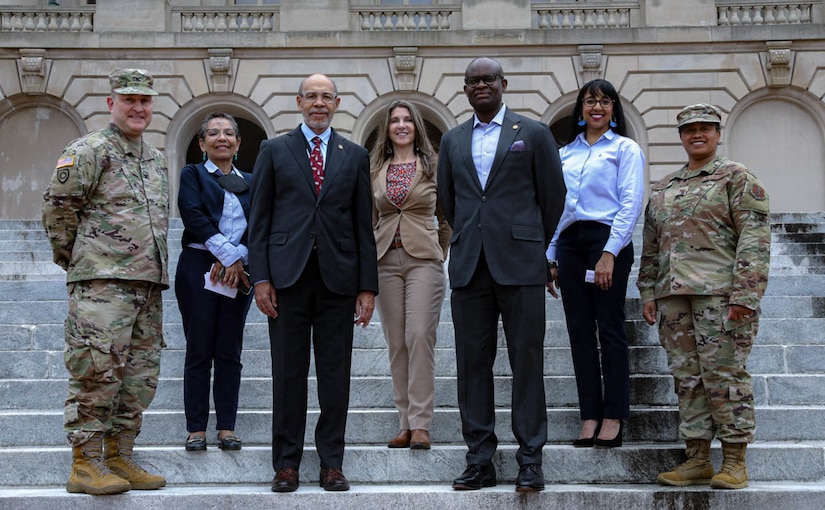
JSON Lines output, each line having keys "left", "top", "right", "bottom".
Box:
{"left": 547, "top": 260, "right": 558, "bottom": 269}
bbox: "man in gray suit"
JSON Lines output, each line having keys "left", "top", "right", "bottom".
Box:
{"left": 249, "top": 73, "right": 378, "bottom": 494}
{"left": 437, "top": 57, "right": 566, "bottom": 492}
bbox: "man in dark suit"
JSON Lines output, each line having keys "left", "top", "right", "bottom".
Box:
{"left": 437, "top": 57, "right": 566, "bottom": 492}
{"left": 248, "top": 74, "right": 378, "bottom": 493}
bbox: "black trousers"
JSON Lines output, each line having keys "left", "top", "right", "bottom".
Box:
{"left": 268, "top": 251, "right": 355, "bottom": 471}
{"left": 176, "top": 247, "right": 253, "bottom": 433}
{"left": 557, "top": 221, "right": 633, "bottom": 420}
{"left": 451, "top": 251, "right": 547, "bottom": 467}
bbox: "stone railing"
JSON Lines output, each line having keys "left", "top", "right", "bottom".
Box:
{"left": 353, "top": 6, "right": 456, "bottom": 31}
{"left": 716, "top": 2, "right": 818, "bottom": 25}
{"left": 172, "top": 7, "right": 280, "bottom": 33}
{"left": 532, "top": 2, "right": 639, "bottom": 29}
{"left": 0, "top": 7, "right": 94, "bottom": 32}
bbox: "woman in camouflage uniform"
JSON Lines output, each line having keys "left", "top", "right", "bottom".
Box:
{"left": 637, "top": 104, "right": 770, "bottom": 490}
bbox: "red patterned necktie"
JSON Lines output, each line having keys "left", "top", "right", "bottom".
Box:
{"left": 310, "top": 136, "right": 324, "bottom": 194}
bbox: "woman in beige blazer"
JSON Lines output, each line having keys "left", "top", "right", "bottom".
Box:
{"left": 370, "top": 100, "right": 451, "bottom": 450}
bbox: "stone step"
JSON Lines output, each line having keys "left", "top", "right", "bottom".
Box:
{"left": 5, "top": 372, "right": 825, "bottom": 412}
{"left": 4, "top": 483, "right": 825, "bottom": 510}
{"left": 0, "top": 441, "right": 823, "bottom": 487}
{"left": 0, "top": 289, "right": 823, "bottom": 325}
{"left": 0, "top": 374, "right": 669, "bottom": 410}
{"left": 5, "top": 343, "right": 823, "bottom": 384}
{"left": 2, "top": 406, "right": 822, "bottom": 448}
{"left": 5, "top": 316, "right": 825, "bottom": 359}
{"left": 4, "top": 317, "right": 825, "bottom": 356}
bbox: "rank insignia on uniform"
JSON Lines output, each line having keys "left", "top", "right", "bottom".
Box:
{"left": 56, "top": 156, "right": 75, "bottom": 169}
{"left": 750, "top": 184, "right": 766, "bottom": 200}
{"left": 57, "top": 168, "right": 70, "bottom": 184}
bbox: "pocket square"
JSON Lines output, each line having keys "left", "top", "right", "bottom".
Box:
{"left": 509, "top": 140, "right": 527, "bottom": 152}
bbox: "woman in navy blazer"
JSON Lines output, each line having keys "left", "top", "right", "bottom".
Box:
{"left": 175, "top": 113, "right": 253, "bottom": 452}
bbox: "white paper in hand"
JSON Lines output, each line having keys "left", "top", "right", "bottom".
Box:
{"left": 204, "top": 272, "right": 238, "bottom": 298}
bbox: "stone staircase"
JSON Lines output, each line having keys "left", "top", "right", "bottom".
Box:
{"left": 1, "top": 214, "right": 824, "bottom": 509}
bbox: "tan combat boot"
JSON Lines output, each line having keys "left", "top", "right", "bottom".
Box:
{"left": 710, "top": 442, "right": 748, "bottom": 489}
{"left": 66, "top": 433, "right": 131, "bottom": 495}
{"left": 657, "top": 439, "right": 714, "bottom": 486}
{"left": 104, "top": 430, "right": 167, "bottom": 490}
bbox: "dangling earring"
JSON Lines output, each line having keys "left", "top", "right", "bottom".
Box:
{"left": 577, "top": 116, "right": 586, "bottom": 127}
{"left": 609, "top": 117, "right": 618, "bottom": 128}
{"left": 385, "top": 141, "right": 393, "bottom": 156}
{"left": 202, "top": 152, "right": 207, "bottom": 162}
{"left": 234, "top": 153, "right": 238, "bottom": 161}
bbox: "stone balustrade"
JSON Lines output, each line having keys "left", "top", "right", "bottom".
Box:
{"left": 532, "top": 3, "right": 636, "bottom": 29}
{"left": 716, "top": 2, "right": 816, "bottom": 25}
{"left": 354, "top": 7, "right": 454, "bottom": 31}
{"left": 173, "top": 7, "right": 279, "bottom": 33}
{"left": 0, "top": 8, "right": 93, "bottom": 33}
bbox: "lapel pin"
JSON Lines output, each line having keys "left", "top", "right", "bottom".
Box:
{"left": 512, "top": 124, "right": 518, "bottom": 130}
{"left": 338, "top": 144, "right": 344, "bottom": 150}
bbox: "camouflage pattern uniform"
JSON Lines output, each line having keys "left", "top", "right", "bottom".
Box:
{"left": 42, "top": 122, "right": 169, "bottom": 447}
{"left": 637, "top": 155, "right": 770, "bottom": 443}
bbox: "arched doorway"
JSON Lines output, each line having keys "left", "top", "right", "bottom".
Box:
{"left": 727, "top": 90, "right": 825, "bottom": 212}
{"left": 353, "top": 93, "right": 457, "bottom": 158}
{"left": 184, "top": 116, "right": 266, "bottom": 174}
{"left": 0, "top": 96, "right": 85, "bottom": 219}
{"left": 165, "top": 95, "right": 273, "bottom": 216}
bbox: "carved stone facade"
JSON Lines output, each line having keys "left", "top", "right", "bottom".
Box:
{"left": 1, "top": 0, "right": 824, "bottom": 218}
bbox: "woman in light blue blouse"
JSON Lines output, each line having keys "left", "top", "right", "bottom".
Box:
{"left": 547, "top": 80, "right": 645, "bottom": 448}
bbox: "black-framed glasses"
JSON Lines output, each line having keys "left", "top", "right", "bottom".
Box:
{"left": 464, "top": 73, "right": 503, "bottom": 87}
{"left": 582, "top": 97, "right": 614, "bottom": 108}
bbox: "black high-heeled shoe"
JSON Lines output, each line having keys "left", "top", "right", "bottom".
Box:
{"left": 594, "top": 420, "right": 623, "bottom": 448}
{"left": 572, "top": 421, "right": 601, "bottom": 448}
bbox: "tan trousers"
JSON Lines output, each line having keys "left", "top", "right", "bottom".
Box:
{"left": 376, "top": 248, "right": 446, "bottom": 430}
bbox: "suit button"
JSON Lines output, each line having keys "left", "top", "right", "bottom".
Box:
{"left": 310, "top": 232, "right": 316, "bottom": 238}
{"left": 481, "top": 196, "right": 487, "bottom": 202}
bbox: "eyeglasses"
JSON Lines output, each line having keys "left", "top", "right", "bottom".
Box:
{"left": 205, "top": 129, "right": 237, "bottom": 138}
{"left": 464, "top": 73, "right": 503, "bottom": 87}
{"left": 301, "top": 91, "right": 337, "bottom": 104}
{"left": 582, "top": 97, "right": 614, "bottom": 108}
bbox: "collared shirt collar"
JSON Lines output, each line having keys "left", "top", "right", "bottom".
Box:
{"left": 204, "top": 159, "right": 240, "bottom": 177}
{"left": 301, "top": 123, "right": 332, "bottom": 146}
{"left": 573, "top": 127, "right": 617, "bottom": 147}
{"left": 473, "top": 104, "right": 506, "bottom": 128}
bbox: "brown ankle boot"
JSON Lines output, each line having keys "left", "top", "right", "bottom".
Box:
{"left": 711, "top": 442, "right": 748, "bottom": 489}
{"left": 66, "top": 433, "right": 131, "bottom": 495}
{"left": 104, "top": 430, "right": 166, "bottom": 490}
{"left": 657, "top": 439, "right": 714, "bottom": 486}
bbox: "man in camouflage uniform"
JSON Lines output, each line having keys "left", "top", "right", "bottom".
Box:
{"left": 637, "top": 104, "right": 770, "bottom": 490}
{"left": 42, "top": 69, "right": 169, "bottom": 495}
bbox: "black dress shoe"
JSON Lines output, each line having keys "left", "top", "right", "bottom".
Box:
{"left": 515, "top": 464, "right": 545, "bottom": 492}
{"left": 319, "top": 467, "right": 350, "bottom": 491}
{"left": 185, "top": 434, "right": 206, "bottom": 451}
{"left": 452, "top": 464, "right": 497, "bottom": 490}
{"left": 271, "top": 468, "right": 299, "bottom": 493}
{"left": 594, "top": 420, "right": 623, "bottom": 448}
{"left": 217, "top": 433, "right": 242, "bottom": 451}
